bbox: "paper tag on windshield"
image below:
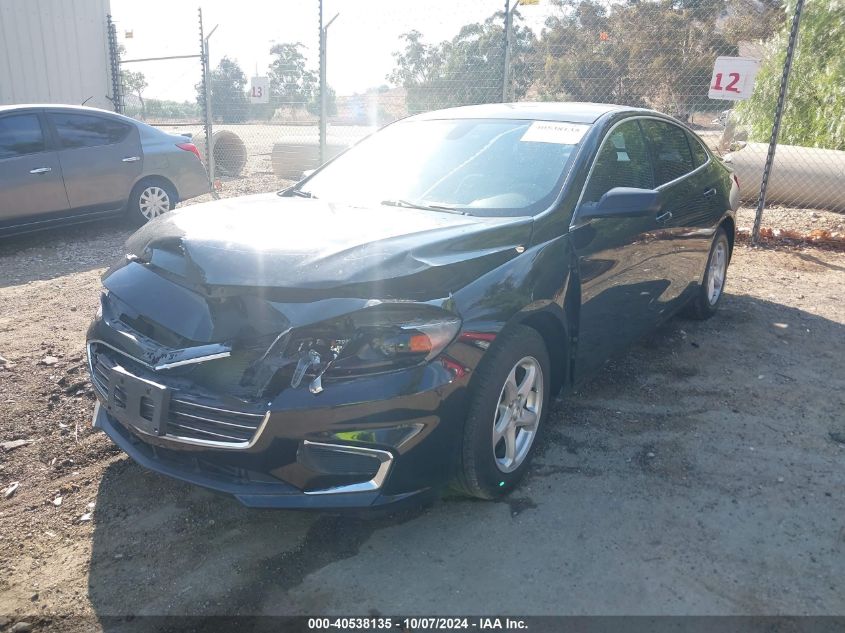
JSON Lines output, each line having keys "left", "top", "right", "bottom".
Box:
{"left": 520, "top": 121, "right": 589, "bottom": 145}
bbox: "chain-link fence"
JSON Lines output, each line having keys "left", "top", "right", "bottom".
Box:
{"left": 107, "top": 0, "right": 845, "bottom": 241}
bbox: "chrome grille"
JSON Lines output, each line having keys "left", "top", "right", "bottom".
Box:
{"left": 168, "top": 399, "right": 264, "bottom": 443}
{"left": 90, "top": 348, "right": 114, "bottom": 396}
{"left": 89, "top": 343, "right": 266, "bottom": 447}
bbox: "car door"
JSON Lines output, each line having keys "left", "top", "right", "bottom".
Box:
{"left": 640, "top": 119, "right": 714, "bottom": 301}
{"left": 47, "top": 110, "right": 143, "bottom": 214}
{"left": 0, "top": 111, "right": 70, "bottom": 226}
{"left": 569, "top": 118, "right": 674, "bottom": 380}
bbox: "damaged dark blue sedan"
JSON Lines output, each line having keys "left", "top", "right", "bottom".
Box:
{"left": 87, "top": 102, "right": 738, "bottom": 509}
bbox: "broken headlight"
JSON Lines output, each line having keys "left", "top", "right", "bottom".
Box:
{"left": 286, "top": 306, "right": 461, "bottom": 388}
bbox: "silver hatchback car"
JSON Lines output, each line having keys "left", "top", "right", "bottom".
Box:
{"left": 0, "top": 104, "right": 210, "bottom": 236}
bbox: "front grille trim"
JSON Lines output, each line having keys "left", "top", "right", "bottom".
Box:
{"left": 87, "top": 340, "right": 271, "bottom": 450}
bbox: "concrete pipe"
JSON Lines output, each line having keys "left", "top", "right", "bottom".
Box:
{"left": 724, "top": 142, "right": 845, "bottom": 211}
{"left": 197, "top": 130, "right": 248, "bottom": 177}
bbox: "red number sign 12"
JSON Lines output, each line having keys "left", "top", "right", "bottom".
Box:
{"left": 712, "top": 72, "right": 741, "bottom": 93}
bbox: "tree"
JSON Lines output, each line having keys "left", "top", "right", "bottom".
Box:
{"left": 197, "top": 56, "right": 249, "bottom": 123}
{"left": 120, "top": 70, "right": 148, "bottom": 119}
{"left": 535, "top": 0, "right": 782, "bottom": 119}
{"left": 735, "top": 0, "right": 845, "bottom": 150}
{"left": 268, "top": 43, "right": 317, "bottom": 113}
{"left": 388, "top": 13, "right": 535, "bottom": 114}
{"left": 306, "top": 85, "right": 337, "bottom": 117}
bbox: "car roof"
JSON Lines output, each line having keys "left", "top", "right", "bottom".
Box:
{"left": 0, "top": 103, "right": 124, "bottom": 117}
{"left": 405, "top": 101, "right": 648, "bottom": 124}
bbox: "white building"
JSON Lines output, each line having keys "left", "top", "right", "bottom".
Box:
{"left": 0, "top": 0, "right": 113, "bottom": 110}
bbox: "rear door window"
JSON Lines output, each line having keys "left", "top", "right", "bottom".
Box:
{"left": 582, "top": 120, "right": 654, "bottom": 204}
{"left": 0, "top": 114, "right": 46, "bottom": 159}
{"left": 49, "top": 113, "right": 131, "bottom": 149}
{"left": 688, "top": 133, "right": 710, "bottom": 168}
{"left": 641, "top": 120, "right": 695, "bottom": 186}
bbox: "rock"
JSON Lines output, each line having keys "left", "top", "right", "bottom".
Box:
{"left": 1, "top": 439, "right": 36, "bottom": 452}
{"left": 11, "top": 622, "right": 33, "bottom": 633}
{"left": 86, "top": 501, "right": 96, "bottom": 511}
{"left": 830, "top": 432, "right": 845, "bottom": 445}
{"left": 80, "top": 512, "right": 92, "bottom": 522}
{"left": 30, "top": 592, "right": 38, "bottom": 601}
{"left": 646, "top": 452, "right": 656, "bottom": 459}
{"left": 40, "top": 355, "right": 60, "bottom": 366}
{"left": 3, "top": 482, "right": 20, "bottom": 499}
{"left": 777, "top": 476, "right": 785, "bottom": 483}
{"left": 53, "top": 496, "right": 63, "bottom": 507}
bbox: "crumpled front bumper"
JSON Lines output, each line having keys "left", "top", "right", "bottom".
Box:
{"left": 94, "top": 403, "right": 434, "bottom": 509}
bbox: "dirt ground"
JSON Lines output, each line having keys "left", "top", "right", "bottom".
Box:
{"left": 0, "top": 199, "right": 844, "bottom": 631}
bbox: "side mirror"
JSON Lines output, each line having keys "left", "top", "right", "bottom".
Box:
{"left": 578, "top": 187, "right": 661, "bottom": 220}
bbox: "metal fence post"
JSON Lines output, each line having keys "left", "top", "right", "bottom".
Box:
{"left": 502, "top": 0, "right": 512, "bottom": 103}
{"left": 751, "top": 0, "right": 805, "bottom": 245}
{"left": 199, "top": 8, "right": 217, "bottom": 197}
{"left": 319, "top": 0, "right": 326, "bottom": 165}
{"left": 106, "top": 14, "right": 123, "bottom": 114}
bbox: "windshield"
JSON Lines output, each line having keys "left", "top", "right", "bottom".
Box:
{"left": 296, "top": 118, "right": 587, "bottom": 216}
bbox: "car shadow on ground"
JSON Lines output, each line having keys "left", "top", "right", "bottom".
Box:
{"left": 0, "top": 219, "right": 134, "bottom": 288}
{"left": 85, "top": 293, "right": 845, "bottom": 623}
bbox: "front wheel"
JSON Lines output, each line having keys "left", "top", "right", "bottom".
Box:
{"left": 682, "top": 227, "right": 730, "bottom": 320}
{"left": 453, "top": 325, "right": 551, "bottom": 499}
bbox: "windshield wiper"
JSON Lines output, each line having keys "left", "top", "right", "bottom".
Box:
{"left": 380, "top": 199, "right": 467, "bottom": 215}
{"left": 279, "top": 188, "right": 315, "bottom": 199}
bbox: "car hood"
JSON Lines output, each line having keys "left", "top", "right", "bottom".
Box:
{"left": 122, "top": 193, "right": 534, "bottom": 299}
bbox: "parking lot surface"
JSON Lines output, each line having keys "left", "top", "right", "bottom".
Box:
{"left": 1, "top": 216, "right": 844, "bottom": 630}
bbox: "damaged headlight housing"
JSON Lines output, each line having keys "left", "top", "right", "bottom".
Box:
{"left": 288, "top": 305, "right": 461, "bottom": 385}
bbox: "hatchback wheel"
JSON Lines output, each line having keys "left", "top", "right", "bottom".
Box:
{"left": 129, "top": 181, "right": 177, "bottom": 224}
{"left": 453, "top": 325, "right": 551, "bottom": 499}
{"left": 682, "top": 227, "right": 730, "bottom": 320}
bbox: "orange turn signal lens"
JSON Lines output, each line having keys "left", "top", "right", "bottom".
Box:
{"left": 408, "top": 333, "right": 432, "bottom": 353}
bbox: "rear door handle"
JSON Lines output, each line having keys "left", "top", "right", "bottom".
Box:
{"left": 656, "top": 211, "right": 673, "bottom": 223}
{"left": 29, "top": 167, "right": 52, "bottom": 174}
{"left": 122, "top": 156, "right": 141, "bottom": 162}
{"left": 703, "top": 188, "right": 717, "bottom": 198}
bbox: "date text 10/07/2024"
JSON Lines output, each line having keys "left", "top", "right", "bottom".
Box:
{"left": 307, "top": 617, "right": 529, "bottom": 630}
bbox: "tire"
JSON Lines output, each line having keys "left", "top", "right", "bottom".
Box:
{"left": 127, "top": 179, "right": 177, "bottom": 225}
{"left": 682, "top": 227, "right": 730, "bottom": 320}
{"left": 453, "top": 325, "right": 551, "bottom": 499}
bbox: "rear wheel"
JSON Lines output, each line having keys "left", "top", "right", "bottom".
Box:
{"left": 128, "top": 180, "right": 177, "bottom": 225}
{"left": 453, "top": 325, "right": 551, "bottom": 499}
{"left": 682, "top": 227, "right": 730, "bottom": 320}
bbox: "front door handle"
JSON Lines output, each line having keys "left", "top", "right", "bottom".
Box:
{"left": 703, "top": 187, "right": 717, "bottom": 198}
{"left": 122, "top": 156, "right": 141, "bottom": 163}
{"left": 656, "top": 211, "right": 673, "bottom": 223}
{"left": 29, "top": 167, "right": 52, "bottom": 174}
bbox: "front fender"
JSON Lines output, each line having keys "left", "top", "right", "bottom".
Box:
{"left": 448, "top": 233, "right": 579, "bottom": 393}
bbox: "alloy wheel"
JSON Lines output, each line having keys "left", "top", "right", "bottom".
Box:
{"left": 492, "top": 356, "right": 544, "bottom": 473}
{"left": 707, "top": 240, "right": 727, "bottom": 305}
